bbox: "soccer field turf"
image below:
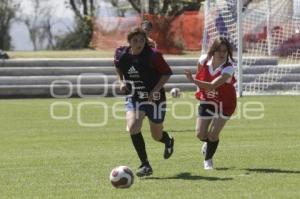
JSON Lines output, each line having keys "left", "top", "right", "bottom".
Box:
{"left": 0, "top": 95, "right": 299, "bottom": 199}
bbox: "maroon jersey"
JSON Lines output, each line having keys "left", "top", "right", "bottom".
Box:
{"left": 195, "top": 60, "right": 237, "bottom": 116}
{"left": 114, "top": 46, "right": 172, "bottom": 102}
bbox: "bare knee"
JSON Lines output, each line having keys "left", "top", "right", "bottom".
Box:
{"left": 196, "top": 131, "right": 208, "bottom": 141}
{"left": 127, "top": 124, "right": 141, "bottom": 135}
{"left": 149, "top": 122, "right": 163, "bottom": 141}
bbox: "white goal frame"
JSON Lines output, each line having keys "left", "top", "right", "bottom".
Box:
{"left": 202, "top": 0, "right": 300, "bottom": 96}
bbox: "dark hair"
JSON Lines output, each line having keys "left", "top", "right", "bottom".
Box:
{"left": 127, "top": 27, "right": 148, "bottom": 43}
{"left": 126, "top": 27, "right": 153, "bottom": 62}
{"left": 207, "top": 37, "right": 234, "bottom": 63}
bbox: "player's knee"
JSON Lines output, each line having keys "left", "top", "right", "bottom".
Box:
{"left": 196, "top": 131, "right": 207, "bottom": 141}
{"left": 151, "top": 131, "right": 162, "bottom": 141}
{"left": 127, "top": 124, "right": 140, "bottom": 135}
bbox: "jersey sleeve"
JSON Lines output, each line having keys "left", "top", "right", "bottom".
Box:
{"left": 152, "top": 51, "right": 173, "bottom": 75}
{"left": 114, "top": 46, "right": 126, "bottom": 68}
{"left": 221, "top": 66, "right": 234, "bottom": 76}
{"left": 198, "top": 54, "right": 208, "bottom": 65}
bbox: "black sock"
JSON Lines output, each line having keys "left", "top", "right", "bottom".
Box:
{"left": 130, "top": 132, "right": 149, "bottom": 165}
{"left": 205, "top": 140, "right": 219, "bottom": 160}
{"left": 159, "top": 131, "right": 171, "bottom": 146}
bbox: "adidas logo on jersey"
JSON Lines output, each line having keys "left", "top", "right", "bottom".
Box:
{"left": 128, "top": 66, "right": 138, "bottom": 74}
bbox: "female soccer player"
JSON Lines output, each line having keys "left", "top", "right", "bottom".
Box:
{"left": 114, "top": 27, "right": 174, "bottom": 177}
{"left": 184, "top": 37, "right": 236, "bottom": 170}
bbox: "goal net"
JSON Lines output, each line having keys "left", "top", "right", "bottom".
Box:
{"left": 202, "top": 0, "right": 300, "bottom": 95}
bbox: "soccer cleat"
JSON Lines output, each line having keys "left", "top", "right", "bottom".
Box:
{"left": 164, "top": 136, "right": 174, "bottom": 159}
{"left": 201, "top": 142, "right": 207, "bottom": 157}
{"left": 204, "top": 159, "right": 213, "bottom": 170}
{"left": 136, "top": 164, "right": 153, "bottom": 177}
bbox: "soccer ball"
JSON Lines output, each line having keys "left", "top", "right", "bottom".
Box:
{"left": 170, "top": 88, "right": 181, "bottom": 98}
{"left": 109, "top": 166, "right": 134, "bottom": 188}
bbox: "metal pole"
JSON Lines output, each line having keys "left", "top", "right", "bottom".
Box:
{"left": 266, "top": 0, "right": 272, "bottom": 56}
{"left": 237, "top": 0, "right": 243, "bottom": 97}
{"left": 201, "top": 0, "right": 210, "bottom": 55}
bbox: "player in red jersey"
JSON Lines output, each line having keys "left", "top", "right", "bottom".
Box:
{"left": 184, "top": 37, "right": 237, "bottom": 170}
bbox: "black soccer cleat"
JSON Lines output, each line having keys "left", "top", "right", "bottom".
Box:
{"left": 164, "top": 136, "right": 174, "bottom": 159}
{"left": 136, "top": 164, "right": 153, "bottom": 177}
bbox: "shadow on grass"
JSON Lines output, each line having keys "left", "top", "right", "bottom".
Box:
{"left": 143, "top": 172, "right": 233, "bottom": 181}
{"left": 243, "top": 168, "right": 300, "bottom": 174}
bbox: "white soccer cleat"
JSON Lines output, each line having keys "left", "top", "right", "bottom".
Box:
{"left": 204, "top": 159, "right": 213, "bottom": 170}
{"left": 201, "top": 142, "right": 207, "bottom": 157}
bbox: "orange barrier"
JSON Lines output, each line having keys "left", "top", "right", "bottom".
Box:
{"left": 91, "top": 12, "right": 204, "bottom": 54}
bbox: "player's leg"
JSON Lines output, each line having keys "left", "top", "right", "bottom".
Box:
{"left": 196, "top": 117, "right": 212, "bottom": 141}
{"left": 149, "top": 120, "right": 174, "bottom": 159}
{"left": 126, "top": 110, "right": 152, "bottom": 176}
{"left": 196, "top": 103, "right": 216, "bottom": 159}
{"left": 196, "top": 103, "right": 216, "bottom": 141}
{"left": 147, "top": 101, "right": 174, "bottom": 159}
{"left": 204, "top": 117, "right": 228, "bottom": 169}
{"left": 196, "top": 117, "right": 212, "bottom": 157}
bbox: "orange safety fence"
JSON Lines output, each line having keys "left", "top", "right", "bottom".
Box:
{"left": 91, "top": 12, "right": 204, "bottom": 54}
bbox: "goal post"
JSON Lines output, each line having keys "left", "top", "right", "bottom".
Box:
{"left": 202, "top": 0, "right": 300, "bottom": 96}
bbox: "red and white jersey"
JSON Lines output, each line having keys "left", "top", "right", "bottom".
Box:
{"left": 195, "top": 55, "right": 237, "bottom": 115}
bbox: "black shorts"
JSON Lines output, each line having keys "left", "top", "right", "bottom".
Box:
{"left": 125, "top": 97, "right": 166, "bottom": 124}
{"left": 198, "top": 103, "right": 217, "bottom": 118}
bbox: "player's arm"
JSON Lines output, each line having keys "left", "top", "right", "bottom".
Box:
{"left": 185, "top": 69, "right": 232, "bottom": 90}
{"left": 116, "top": 68, "right": 124, "bottom": 82}
{"left": 147, "top": 37, "right": 157, "bottom": 48}
{"left": 149, "top": 51, "right": 172, "bottom": 101}
{"left": 151, "top": 75, "right": 171, "bottom": 93}
{"left": 115, "top": 67, "right": 129, "bottom": 93}
{"left": 151, "top": 52, "right": 173, "bottom": 92}
{"left": 148, "top": 75, "right": 170, "bottom": 102}
{"left": 114, "top": 47, "right": 128, "bottom": 93}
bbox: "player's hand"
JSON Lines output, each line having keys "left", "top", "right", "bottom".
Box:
{"left": 148, "top": 91, "right": 160, "bottom": 102}
{"left": 147, "top": 38, "right": 157, "bottom": 48}
{"left": 119, "top": 82, "right": 129, "bottom": 93}
{"left": 184, "top": 69, "right": 194, "bottom": 83}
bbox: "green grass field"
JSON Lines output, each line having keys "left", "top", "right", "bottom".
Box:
{"left": 0, "top": 95, "right": 299, "bottom": 199}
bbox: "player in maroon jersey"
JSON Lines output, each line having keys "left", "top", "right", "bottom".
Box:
{"left": 184, "top": 37, "right": 237, "bottom": 170}
{"left": 114, "top": 27, "right": 174, "bottom": 177}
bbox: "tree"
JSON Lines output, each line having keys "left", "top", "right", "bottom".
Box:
{"left": 0, "top": 0, "right": 19, "bottom": 50}
{"left": 128, "top": 0, "right": 203, "bottom": 16}
{"left": 58, "top": 0, "right": 95, "bottom": 49}
{"left": 23, "top": 0, "right": 55, "bottom": 50}
{"left": 127, "top": 0, "right": 204, "bottom": 53}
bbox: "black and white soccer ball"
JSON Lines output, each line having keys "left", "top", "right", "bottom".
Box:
{"left": 109, "top": 166, "right": 134, "bottom": 188}
{"left": 170, "top": 88, "right": 181, "bottom": 98}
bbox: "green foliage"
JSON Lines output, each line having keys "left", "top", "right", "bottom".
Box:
{"left": 55, "top": 17, "right": 93, "bottom": 50}
{"left": 0, "top": 1, "right": 18, "bottom": 50}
